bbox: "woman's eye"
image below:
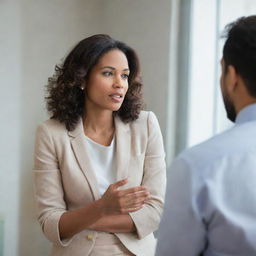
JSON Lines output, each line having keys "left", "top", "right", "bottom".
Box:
{"left": 102, "top": 71, "right": 113, "bottom": 76}
{"left": 121, "top": 74, "right": 129, "bottom": 79}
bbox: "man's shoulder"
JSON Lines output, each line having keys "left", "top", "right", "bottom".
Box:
{"left": 178, "top": 122, "right": 256, "bottom": 169}
{"left": 181, "top": 129, "right": 231, "bottom": 159}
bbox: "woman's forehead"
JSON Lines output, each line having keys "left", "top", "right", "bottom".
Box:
{"left": 96, "top": 49, "right": 128, "bottom": 68}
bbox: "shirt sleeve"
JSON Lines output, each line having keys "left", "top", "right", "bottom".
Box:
{"left": 155, "top": 156, "right": 206, "bottom": 256}
{"left": 129, "top": 111, "right": 166, "bottom": 239}
{"left": 33, "top": 122, "right": 72, "bottom": 247}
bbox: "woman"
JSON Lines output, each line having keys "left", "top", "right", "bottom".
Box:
{"left": 33, "top": 34, "right": 166, "bottom": 256}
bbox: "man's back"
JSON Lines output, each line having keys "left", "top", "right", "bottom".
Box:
{"left": 156, "top": 105, "right": 256, "bottom": 256}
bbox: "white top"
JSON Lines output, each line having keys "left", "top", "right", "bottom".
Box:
{"left": 156, "top": 104, "right": 256, "bottom": 256}
{"left": 85, "top": 135, "right": 116, "bottom": 195}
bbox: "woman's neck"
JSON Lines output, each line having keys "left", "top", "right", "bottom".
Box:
{"left": 82, "top": 109, "right": 115, "bottom": 146}
{"left": 83, "top": 110, "right": 114, "bottom": 133}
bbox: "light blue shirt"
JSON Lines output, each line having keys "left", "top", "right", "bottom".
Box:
{"left": 156, "top": 104, "right": 256, "bottom": 256}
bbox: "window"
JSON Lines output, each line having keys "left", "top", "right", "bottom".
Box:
{"left": 172, "top": 0, "right": 256, "bottom": 156}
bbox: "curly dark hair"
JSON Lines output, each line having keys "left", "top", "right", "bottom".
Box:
{"left": 223, "top": 15, "right": 256, "bottom": 97}
{"left": 46, "top": 34, "right": 143, "bottom": 131}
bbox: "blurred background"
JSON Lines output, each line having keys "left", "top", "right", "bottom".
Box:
{"left": 0, "top": 0, "right": 256, "bottom": 255}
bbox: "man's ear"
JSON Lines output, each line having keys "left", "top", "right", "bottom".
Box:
{"left": 225, "top": 65, "right": 238, "bottom": 94}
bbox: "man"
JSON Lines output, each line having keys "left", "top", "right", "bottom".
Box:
{"left": 156, "top": 15, "right": 256, "bottom": 256}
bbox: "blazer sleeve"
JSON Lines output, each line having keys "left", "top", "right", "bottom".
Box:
{"left": 129, "top": 111, "right": 166, "bottom": 239}
{"left": 33, "top": 122, "right": 72, "bottom": 247}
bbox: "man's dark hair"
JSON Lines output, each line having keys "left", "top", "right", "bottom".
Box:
{"left": 223, "top": 15, "right": 256, "bottom": 97}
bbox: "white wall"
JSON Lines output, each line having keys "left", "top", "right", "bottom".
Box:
{"left": 0, "top": 1, "right": 21, "bottom": 255}
{"left": 1, "top": 1, "right": 173, "bottom": 255}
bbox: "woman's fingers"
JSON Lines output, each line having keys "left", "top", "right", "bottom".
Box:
{"left": 101, "top": 180, "right": 151, "bottom": 215}
{"left": 111, "top": 179, "right": 148, "bottom": 196}
{"left": 125, "top": 191, "right": 150, "bottom": 202}
{"left": 118, "top": 185, "right": 148, "bottom": 197}
{"left": 118, "top": 189, "right": 151, "bottom": 210}
{"left": 123, "top": 205, "right": 144, "bottom": 213}
{"left": 111, "top": 179, "right": 128, "bottom": 190}
{"left": 122, "top": 193, "right": 150, "bottom": 208}
{"left": 114, "top": 181, "right": 150, "bottom": 208}
{"left": 126, "top": 195, "right": 150, "bottom": 205}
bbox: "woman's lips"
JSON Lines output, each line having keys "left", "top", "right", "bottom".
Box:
{"left": 109, "top": 94, "right": 123, "bottom": 103}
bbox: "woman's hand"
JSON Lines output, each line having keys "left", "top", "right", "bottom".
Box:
{"left": 98, "top": 179, "right": 150, "bottom": 215}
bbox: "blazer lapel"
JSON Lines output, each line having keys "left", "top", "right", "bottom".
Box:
{"left": 114, "top": 116, "right": 131, "bottom": 184}
{"left": 68, "top": 118, "right": 101, "bottom": 200}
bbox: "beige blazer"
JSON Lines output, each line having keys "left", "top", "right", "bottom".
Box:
{"left": 33, "top": 111, "right": 166, "bottom": 256}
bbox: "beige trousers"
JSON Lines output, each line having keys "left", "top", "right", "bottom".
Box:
{"left": 89, "top": 232, "right": 134, "bottom": 256}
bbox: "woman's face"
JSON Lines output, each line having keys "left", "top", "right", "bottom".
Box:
{"left": 84, "top": 49, "right": 129, "bottom": 113}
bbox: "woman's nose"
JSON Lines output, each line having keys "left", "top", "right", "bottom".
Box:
{"left": 113, "top": 76, "right": 123, "bottom": 88}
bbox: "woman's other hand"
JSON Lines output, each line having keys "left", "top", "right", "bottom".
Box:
{"left": 98, "top": 179, "right": 150, "bottom": 215}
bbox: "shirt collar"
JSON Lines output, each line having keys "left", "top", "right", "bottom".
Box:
{"left": 235, "top": 103, "right": 256, "bottom": 124}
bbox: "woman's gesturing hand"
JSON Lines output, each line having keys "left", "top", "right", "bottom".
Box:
{"left": 98, "top": 179, "right": 150, "bottom": 215}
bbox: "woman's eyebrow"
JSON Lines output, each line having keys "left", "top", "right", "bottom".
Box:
{"left": 100, "top": 66, "right": 129, "bottom": 71}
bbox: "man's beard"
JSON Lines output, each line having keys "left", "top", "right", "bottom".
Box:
{"left": 223, "top": 93, "right": 237, "bottom": 122}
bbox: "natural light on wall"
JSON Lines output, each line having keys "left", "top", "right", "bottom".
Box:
{"left": 185, "top": 0, "right": 256, "bottom": 148}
